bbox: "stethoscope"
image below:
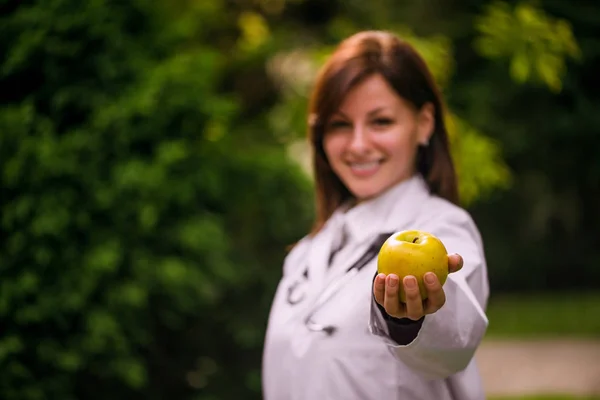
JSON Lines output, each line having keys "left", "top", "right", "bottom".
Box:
{"left": 285, "top": 232, "right": 393, "bottom": 336}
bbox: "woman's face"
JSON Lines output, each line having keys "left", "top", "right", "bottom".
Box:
{"left": 323, "top": 73, "right": 434, "bottom": 202}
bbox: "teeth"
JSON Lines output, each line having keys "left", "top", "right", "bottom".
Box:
{"left": 350, "top": 161, "right": 380, "bottom": 171}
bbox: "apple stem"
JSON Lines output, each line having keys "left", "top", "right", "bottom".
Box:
{"left": 412, "top": 238, "right": 418, "bottom": 243}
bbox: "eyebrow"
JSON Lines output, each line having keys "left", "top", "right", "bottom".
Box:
{"left": 332, "top": 107, "right": 387, "bottom": 119}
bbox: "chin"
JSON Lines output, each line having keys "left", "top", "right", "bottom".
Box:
{"left": 349, "top": 186, "right": 385, "bottom": 202}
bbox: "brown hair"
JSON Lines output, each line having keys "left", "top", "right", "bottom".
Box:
{"left": 307, "top": 30, "right": 459, "bottom": 236}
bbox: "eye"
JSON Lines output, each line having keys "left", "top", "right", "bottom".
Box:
{"left": 326, "top": 120, "right": 351, "bottom": 131}
{"left": 372, "top": 117, "right": 394, "bottom": 127}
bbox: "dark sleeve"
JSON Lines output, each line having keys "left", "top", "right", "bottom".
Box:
{"left": 375, "top": 301, "right": 424, "bottom": 345}
{"left": 372, "top": 273, "right": 424, "bottom": 345}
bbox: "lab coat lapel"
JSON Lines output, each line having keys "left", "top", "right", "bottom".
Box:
{"left": 287, "top": 213, "right": 344, "bottom": 358}
{"left": 303, "top": 175, "right": 431, "bottom": 309}
{"left": 304, "top": 210, "right": 344, "bottom": 295}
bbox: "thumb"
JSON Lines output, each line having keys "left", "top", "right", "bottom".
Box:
{"left": 448, "top": 253, "right": 463, "bottom": 273}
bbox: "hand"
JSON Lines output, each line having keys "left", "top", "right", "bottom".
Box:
{"left": 373, "top": 253, "right": 464, "bottom": 320}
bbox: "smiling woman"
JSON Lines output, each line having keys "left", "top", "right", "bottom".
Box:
{"left": 322, "top": 74, "right": 433, "bottom": 202}
{"left": 262, "top": 30, "right": 490, "bottom": 400}
{"left": 307, "top": 30, "right": 458, "bottom": 234}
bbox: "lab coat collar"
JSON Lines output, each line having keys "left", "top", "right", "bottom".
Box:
{"left": 303, "top": 174, "right": 430, "bottom": 290}
{"left": 340, "top": 174, "right": 431, "bottom": 245}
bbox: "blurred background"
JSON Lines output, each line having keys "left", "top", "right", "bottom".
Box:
{"left": 1, "top": 0, "right": 599, "bottom": 399}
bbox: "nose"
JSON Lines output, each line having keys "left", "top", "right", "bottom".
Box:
{"left": 347, "top": 125, "right": 370, "bottom": 154}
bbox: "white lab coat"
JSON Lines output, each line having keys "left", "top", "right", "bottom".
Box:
{"left": 262, "top": 174, "right": 489, "bottom": 400}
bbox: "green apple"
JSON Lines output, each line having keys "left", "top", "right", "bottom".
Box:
{"left": 377, "top": 230, "right": 449, "bottom": 303}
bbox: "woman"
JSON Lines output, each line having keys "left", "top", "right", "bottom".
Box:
{"left": 262, "top": 30, "right": 489, "bottom": 400}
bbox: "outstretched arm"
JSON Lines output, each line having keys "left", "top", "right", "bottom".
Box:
{"left": 369, "top": 211, "right": 489, "bottom": 380}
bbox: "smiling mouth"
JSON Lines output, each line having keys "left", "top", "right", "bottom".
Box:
{"left": 348, "top": 160, "right": 383, "bottom": 171}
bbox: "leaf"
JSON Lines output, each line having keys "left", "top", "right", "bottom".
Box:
{"left": 0, "top": 336, "right": 25, "bottom": 363}
{"left": 473, "top": 1, "right": 581, "bottom": 92}
{"left": 112, "top": 358, "right": 147, "bottom": 389}
{"left": 510, "top": 51, "right": 530, "bottom": 83}
{"left": 237, "top": 11, "right": 271, "bottom": 52}
{"left": 536, "top": 54, "right": 562, "bottom": 93}
{"left": 447, "top": 113, "right": 512, "bottom": 205}
{"left": 86, "top": 240, "right": 123, "bottom": 274}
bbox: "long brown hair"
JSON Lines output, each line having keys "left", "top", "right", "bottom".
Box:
{"left": 307, "top": 30, "right": 458, "bottom": 236}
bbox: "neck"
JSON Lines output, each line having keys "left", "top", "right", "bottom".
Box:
{"left": 352, "top": 173, "right": 419, "bottom": 207}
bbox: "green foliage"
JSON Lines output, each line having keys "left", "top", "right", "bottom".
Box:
{"left": 447, "top": 113, "right": 512, "bottom": 205}
{"left": 474, "top": 1, "right": 581, "bottom": 92}
{"left": 0, "top": 1, "right": 313, "bottom": 399}
{"left": 447, "top": 0, "right": 599, "bottom": 293}
{"left": 237, "top": 11, "right": 271, "bottom": 53}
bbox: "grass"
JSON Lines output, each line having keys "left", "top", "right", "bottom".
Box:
{"left": 484, "top": 291, "right": 600, "bottom": 338}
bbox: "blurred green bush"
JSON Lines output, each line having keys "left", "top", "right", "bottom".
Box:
{"left": 0, "top": 1, "right": 313, "bottom": 399}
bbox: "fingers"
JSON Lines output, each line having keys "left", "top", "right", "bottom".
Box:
{"left": 448, "top": 253, "right": 464, "bottom": 273}
{"left": 402, "top": 276, "right": 424, "bottom": 320}
{"left": 373, "top": 273, "right": 386, "bottom": 306}
{"left": 423, "top": 272, "right": 446, "bottom": 314}
{"left": 374, "top": 272, "right": 447, "bottom": 320}
{"left": 383, "top": 274, "right": 404, "bottom": 317}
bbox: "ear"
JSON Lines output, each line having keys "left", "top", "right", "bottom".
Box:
{"left": 416, "top": 102, "right": 435, "bottom": 146}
